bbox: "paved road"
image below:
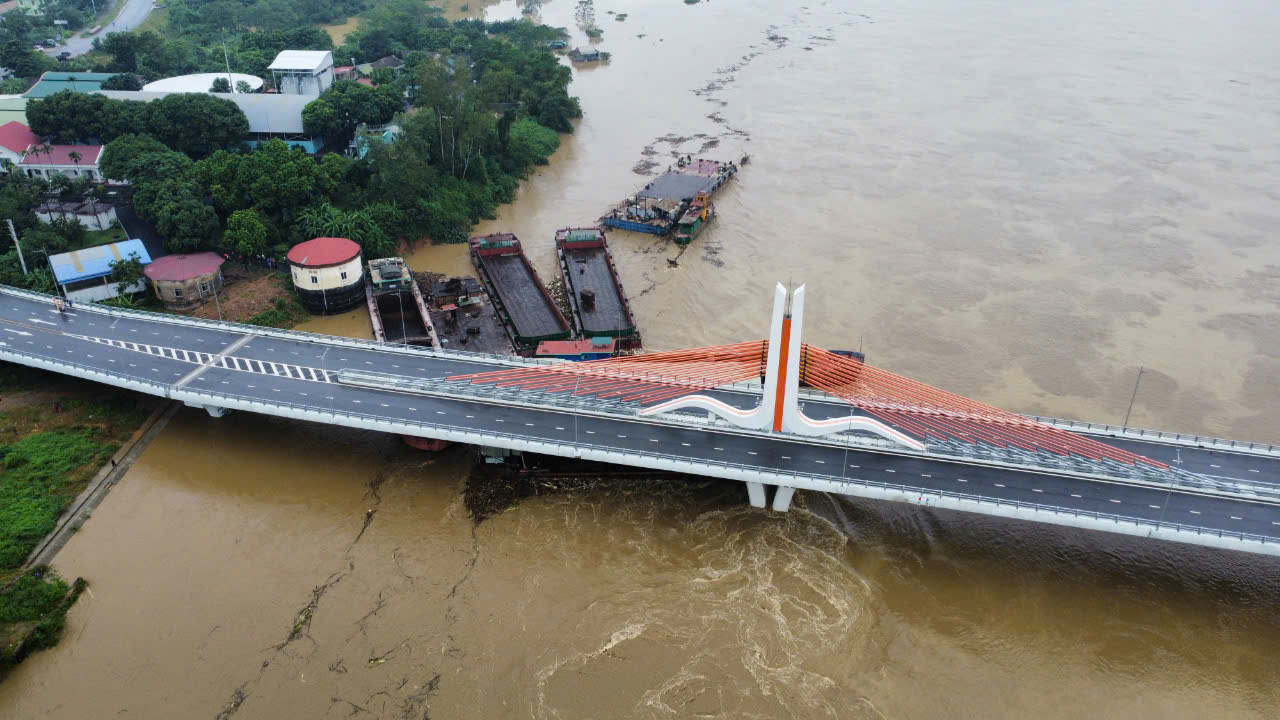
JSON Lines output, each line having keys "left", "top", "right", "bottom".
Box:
{"left": 2, "top": 290, "right": 1278, "bottom": 544}
{"left": 56, "top": 0, "right": 154, "bottom": 58}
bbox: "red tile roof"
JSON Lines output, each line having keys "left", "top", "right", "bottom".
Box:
{"left": 144, "top": 252, "right": 226, "bottom": 282}
{"left": 0, "top": 121, "right": 39, "bottom": 154}
{"left": 356, "top": 77, "right": 374, "bottom": 86}
{"left": 19, "top": 144, "right": 102, "bottom": 166}
{"left": 287, "top": 237, "right": 361, "bottom": 266}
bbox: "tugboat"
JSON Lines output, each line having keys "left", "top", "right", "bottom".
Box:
{"left": 673, "top": 192, "right": 714, "bottom": 245}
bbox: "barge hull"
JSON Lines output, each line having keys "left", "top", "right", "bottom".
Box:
{"left": 556, "top": 228, "right": 640, "bottom": 348}
{"left": 471, "top": 235, "right": 572, "bottom": 354}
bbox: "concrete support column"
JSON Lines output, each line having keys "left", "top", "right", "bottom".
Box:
{"left": 746, "top": 481, "right": 767, "bottom": 508}
{"left": 771, "top": 485, "right": 795, "bottom": 512}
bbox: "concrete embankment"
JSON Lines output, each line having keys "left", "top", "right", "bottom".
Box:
{"left": 22, "top": 401, "right": 182, "bottom": 569}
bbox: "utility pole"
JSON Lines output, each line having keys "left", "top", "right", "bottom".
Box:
{"left": 1123, "top": 365, "right": 1144, "bottom": 428}
{"left": 6, "top": 219, "right": 27, "bottom": 275}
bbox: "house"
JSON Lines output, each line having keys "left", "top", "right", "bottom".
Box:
{"left": 96, "top": 90, "right": 324, "bottom": 154}
{"left": 334, "top": 65, "right": 356, "bottom": 80}
{"left": 268, "top": 50, "right": 335, "bottom": 95}
{"left": 350, "top": 123, "right": 401, "bottom": 159}
{"left": 355, "top": 56, "right": 404, "bottom": 76}
{"left": 143, "top": 252, "right": 226, "bottom": 310}
{"left": 20, "top": 143, "right": 104, "bottom": 181}
{"left": 22, "top": 71, "right": 120, "bottom": 98}
{"left": 49, "top": 239, "right": 151, "bottom": 302}
{"left": 0, "top": 119, "right": 38, "bottom": 170}
{"left": 35, "top": 198, "right": 117, "bottom": 229}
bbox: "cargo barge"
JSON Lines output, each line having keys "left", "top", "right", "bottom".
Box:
{"left": 555, "top": 227, "right": 640, "bottom": 350}
{"left": 365, "top": 257, "right": 440, "bottom": 348}
{"left": 602, "top": 157, "right": 737, "bottom": 235}
{"left": 470, "top": 233, "right": 573, "bottom": 355}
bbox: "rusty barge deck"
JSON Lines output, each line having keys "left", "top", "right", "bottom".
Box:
{"left": 556, "top": 227, "right": 639, "bottom": 349}
{"left": 470, "top": 233, "right": 572, "bottom": 355}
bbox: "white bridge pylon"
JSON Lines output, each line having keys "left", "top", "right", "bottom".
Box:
{"left": 639, "top": 283, "right": 925, "bottom": 452}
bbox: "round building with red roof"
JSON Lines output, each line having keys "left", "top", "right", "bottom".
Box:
{"left": 143, "top": 252, "right": 226, "bottom": 310}
{"left": 287, "top": 237, "right": 365, "bottom": 313}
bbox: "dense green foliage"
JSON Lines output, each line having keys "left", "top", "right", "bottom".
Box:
{"left": 0, "top": 570, "right": 82, "bottom": 665}
{"left": 27, "top": 91, "right": 249, "bottom": 158}
{"left": 302, "top": 80, "right": 402, "bottom": 147}
{"left": 109, "top": 252, "right": 147, "bottom": 296}
{"left": 0, "top": 431, "right": 104, "bottom": 568}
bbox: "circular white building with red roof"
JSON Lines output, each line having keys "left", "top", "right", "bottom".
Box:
{"left": 287, "top": 237, "right": 365, "bottom": 313}
{"left": 143, "top": 252, "right": 226, "bottom": 310}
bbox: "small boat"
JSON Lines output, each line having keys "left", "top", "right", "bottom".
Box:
{"left": 673, "top": 192, "right": 714, "bottom": 245}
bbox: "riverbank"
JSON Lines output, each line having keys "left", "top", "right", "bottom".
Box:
{"left": 0, "top": 364, "right": 161, "bottom": 671}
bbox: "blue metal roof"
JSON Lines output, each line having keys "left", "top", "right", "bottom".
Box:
{"left": 50, "top": 240, "right": 152, "bottom": 285}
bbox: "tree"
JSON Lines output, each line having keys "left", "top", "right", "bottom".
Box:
{"left": 110, "top": 252, "right": 147, "bottom": 297}
{"left": 302, "top": 80, "right": 402, "bottom": 147}
{"left": 193, "top": 140, "right": 335, "bottom": 226}
{"left": 0, "top": 39, "right": 45, "bottom": 78}
{"left": 298, "top": 203, "right": 394, "bottom": 259}
{"left": 411, "top": 59, "right": 492, "bottom": 180}
{"left": 143, "top": 94, "right": 249, "bottom": 158}
{"left": 99, "top": 133, "right": 169, "bottom": 182}
{"left": 369, "top": 67, "right": 395, "bottom": 87}
{"left": 223, "top": 209, "right": 268, "bottom": 257}
{"left": 209, "top": 76, "right": 232, "bottom": 93}
{"left": 100, "top": 73, "right": 144, "bottom": 90}
{"left": 235, "top": 80, "right": 252, "bottom": 93}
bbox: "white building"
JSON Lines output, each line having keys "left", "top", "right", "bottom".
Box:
{"left": 268, "top": 50, "right": 335, "bottom": 96}
{"left": 21, "top": 144, "right": 106, "bottom": 181}
{"left": 142, "top": 73, "right": 266, "bottom": 94}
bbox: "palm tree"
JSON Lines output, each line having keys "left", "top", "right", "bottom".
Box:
{"left": 67, "top": 75, "right": 77, "bottom": 93}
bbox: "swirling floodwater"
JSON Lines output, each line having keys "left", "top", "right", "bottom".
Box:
{"left": 3, "top": 0, "right": 1279, "bottom": 717}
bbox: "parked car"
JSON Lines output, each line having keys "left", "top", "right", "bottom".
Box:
{"left": 43, "top": 38, "right": 58, "bottom": 47}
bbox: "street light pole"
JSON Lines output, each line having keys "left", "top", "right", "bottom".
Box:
{"left": 6, "top": 219, "right": 27, "bottom": 275}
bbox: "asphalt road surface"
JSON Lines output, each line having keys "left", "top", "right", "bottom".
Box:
{"left": 2, "top": 290, "right": 1277, "bottom": 542}
{"left": 57, "top": 0, "right": 155, "bottom": 58}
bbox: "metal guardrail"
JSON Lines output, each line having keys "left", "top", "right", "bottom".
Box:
{"left": 3, "top": 344, "right": 1278, "bottom": 548}
{"left": 5, "top": 283, "right": 1276, "bottom": 493}
{"left": 0, "top": 285, "right": 547, "bottom": 368}
{"left": 1022, "top": 414, "right": 1279, "bottom": 456}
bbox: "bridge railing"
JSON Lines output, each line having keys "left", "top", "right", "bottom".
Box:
{"left": 1, "top": 341, "right": 1275, "bottom": 548}
{"left": 1022, "top": 414, "right": 1279, "bottom": 457}
{"left": 161, "top": 384, "right": 1280, "bottom": 549}
{"left": 0, "top": 285, "right": 547, "bottom": 368}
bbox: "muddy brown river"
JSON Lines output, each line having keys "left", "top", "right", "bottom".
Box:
{"left": 4, "top": 0, "right": 1280, "bottom": 717}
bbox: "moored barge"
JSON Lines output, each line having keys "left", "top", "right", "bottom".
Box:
{"left": 365, "top": 256, "right": 439, "bottom": 348}
{"left": 602, "top": 157, "right": 737, "bottom": 235}
{"left": 470, "top": 233, "right": 573, "bottom": 355}
{"left": 555, "top": 227, "right": 640, "bottom": 349}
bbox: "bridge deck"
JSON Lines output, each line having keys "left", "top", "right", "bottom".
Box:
{"left": 2, "top": 287, "right": 1277, "bottom": 554}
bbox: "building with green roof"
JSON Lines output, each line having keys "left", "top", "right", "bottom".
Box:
{"left": 0, "top": 97, "right": 28, "bottom": 126}
{"left": 22, "top": 72, "right": 119, "bottom": 99}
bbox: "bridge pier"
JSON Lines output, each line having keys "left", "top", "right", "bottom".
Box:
{"left": 745, "top": 482, "right": 796, "bottom": 512}
{"left": 771, "top": 485, "right": 795, "bottom": 512}
{"left": 184, "top": 401, "right": 230, "bottom": 418}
